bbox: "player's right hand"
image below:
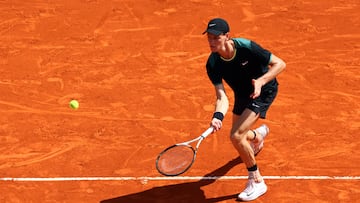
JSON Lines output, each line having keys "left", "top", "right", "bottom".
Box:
{"left": 211, "top": 118, "right": 222, "bottom": 132}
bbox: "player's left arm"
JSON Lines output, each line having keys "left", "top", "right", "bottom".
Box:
{"left": 250, "top": 54, "right": 286, "bottom": 99}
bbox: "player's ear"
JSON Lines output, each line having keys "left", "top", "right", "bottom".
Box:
{"left": 225, "top": 32, "right": 230, "bottom": 40}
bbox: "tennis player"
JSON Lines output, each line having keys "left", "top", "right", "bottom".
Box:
{"left": 203, "top": 18, "right": 286, "bottom": 201}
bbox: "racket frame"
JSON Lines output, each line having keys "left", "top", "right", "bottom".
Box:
{"left": 155, "top": 127, "right": 214, "bottom": 176}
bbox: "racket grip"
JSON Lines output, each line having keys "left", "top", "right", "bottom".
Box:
{"left": 201, "top": 126, "right": 214, "bottom": 139}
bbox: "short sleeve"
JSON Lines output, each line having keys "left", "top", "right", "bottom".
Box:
{"left": 206, "top": 54, "right": 222, "bottom": 85}
{"left": 250, "top": 41, "right": 272, "bottom": 65}
{"left": 233, "top": 38, "right": 272, "bottom": 65}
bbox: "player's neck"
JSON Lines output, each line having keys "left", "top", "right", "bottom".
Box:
{"left": 219, "top": 40, "right": 235, "bottom": 60}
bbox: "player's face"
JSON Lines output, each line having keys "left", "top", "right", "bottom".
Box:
{"left": 207, "top": 33, "right": 227, "bottom": 52}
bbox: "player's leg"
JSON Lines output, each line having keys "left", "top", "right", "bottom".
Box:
{"left": 232, "top": 115, "right": 268, "bottom": 151}
{"left": 231, "top": 98, "right": 268, "bottom": 159}
{"left": 230, "top": 109, "right": 267, "bottom": 201}
{"left": 230, "top": 109, "right": 261, "bottom": 180}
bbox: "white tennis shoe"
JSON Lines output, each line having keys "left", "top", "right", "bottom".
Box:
{"left": 251, "top": 124, "right": 269, "bottom": 155}
{"left": 238, "top": 178, "right": 268, "bottom": 201}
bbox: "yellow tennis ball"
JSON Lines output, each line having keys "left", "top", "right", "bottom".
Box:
{"left": 69, "top": 100, "right": 79, "bottom": 109}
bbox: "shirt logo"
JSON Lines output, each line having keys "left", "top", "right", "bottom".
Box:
{"left": 252, "top": 103, "right": 260, "bottom": 108}
{"left": 241, "top": 61, "right": 249, "bottom": 66}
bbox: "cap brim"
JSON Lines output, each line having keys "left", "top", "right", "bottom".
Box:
{"left": 202, "top": 29, "right": 223, "bottom": 36}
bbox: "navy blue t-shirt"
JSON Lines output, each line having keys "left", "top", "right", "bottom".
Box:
{"left": 206, "top": 38, "right": 278, "bottom": 98}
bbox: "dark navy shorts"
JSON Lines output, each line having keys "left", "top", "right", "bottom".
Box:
{"left": 232, "top": 85, "right": 278, "bottom": 119}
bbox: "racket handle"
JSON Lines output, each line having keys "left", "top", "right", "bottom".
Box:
{"left": 201, "top": 126, "right": 214, "bottom": 139}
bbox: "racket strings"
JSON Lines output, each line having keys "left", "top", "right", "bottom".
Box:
{"left": 156, "top": 145, "right": 195, "bottom": 176}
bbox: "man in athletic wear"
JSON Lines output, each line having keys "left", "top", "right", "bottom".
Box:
{"left": 203, "top": 18, "right": 286, "bottom": 201}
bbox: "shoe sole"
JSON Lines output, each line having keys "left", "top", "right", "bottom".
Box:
{"left": 253, "top": 125, "right": 269, "bottom": 155}
{"left": 252, "top": 139, "right": 264, "bottom": 156}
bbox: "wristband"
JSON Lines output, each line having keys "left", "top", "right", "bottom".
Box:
{"left": 212, "top": 112, "right": 224, "bottom": 121}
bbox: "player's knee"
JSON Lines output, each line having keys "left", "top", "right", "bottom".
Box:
{"left": 230, "top": 130, "right": 247, "bottom": 143}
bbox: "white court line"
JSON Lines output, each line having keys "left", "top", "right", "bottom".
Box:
{"left": 1, "top": 176, "right": 359, "bottom": 182}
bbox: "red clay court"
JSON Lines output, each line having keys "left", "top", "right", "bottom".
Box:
{"left": 0, "top": 0, "right": 359, "bottom": 202}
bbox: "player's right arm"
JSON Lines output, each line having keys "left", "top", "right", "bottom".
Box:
{"left": 211, "top": 83, "right": 229, "bottom": 131}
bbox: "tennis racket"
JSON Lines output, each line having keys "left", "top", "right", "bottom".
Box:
{"left": 155, "top": 126, "right": 214, "bottom": 176}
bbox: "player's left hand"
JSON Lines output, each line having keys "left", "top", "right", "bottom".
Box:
{"left": 250, "top": 79, "right": 263, "bottom": 99}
